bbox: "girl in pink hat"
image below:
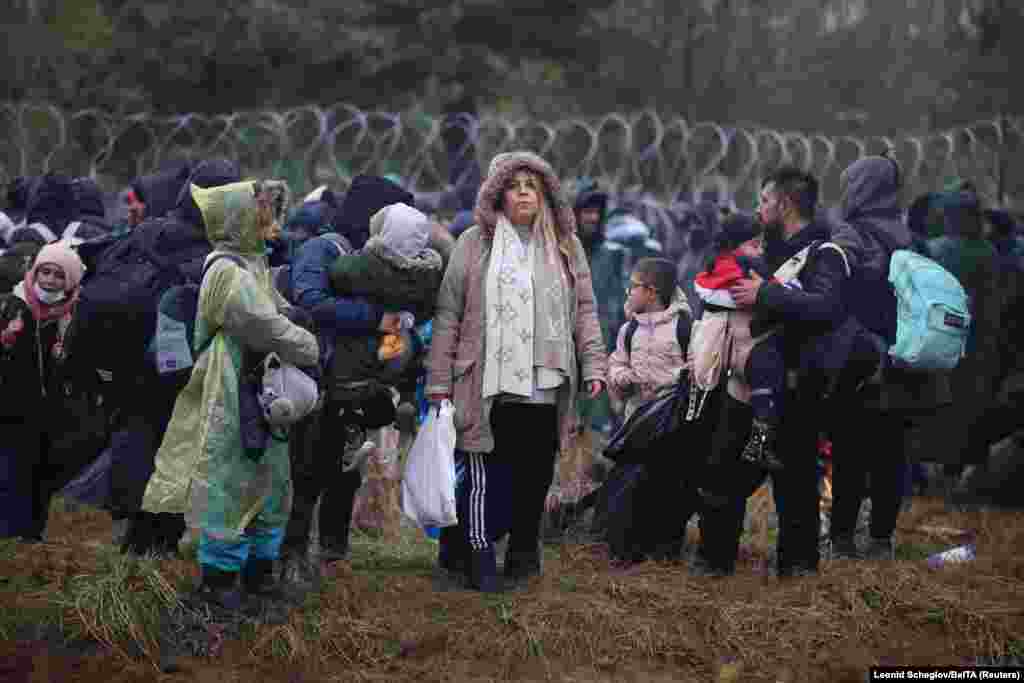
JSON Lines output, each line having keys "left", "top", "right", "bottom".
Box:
{"left": 1, "top": 243, "right": 100, "bottom": 541}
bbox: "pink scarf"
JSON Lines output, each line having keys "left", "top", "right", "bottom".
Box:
{"left": 23, "top": 268, "right": 80, "bottom": 324}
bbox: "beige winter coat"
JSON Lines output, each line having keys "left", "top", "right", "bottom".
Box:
{"left": 608, "top": 288, "right": 690, "bottom": 418}
{"left": 425, "top": 151, "right": 607, "bottom": 454}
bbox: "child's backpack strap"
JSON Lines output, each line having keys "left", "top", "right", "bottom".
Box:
{"left": 624, "top": 312, "right": 691, "bottom": 357}
{"left": 623, "top": 318, "right": 640, "bottom": 357}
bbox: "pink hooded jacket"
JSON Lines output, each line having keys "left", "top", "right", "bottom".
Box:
{"left": 608, "top": 287, "right": 690, "bottom": 418}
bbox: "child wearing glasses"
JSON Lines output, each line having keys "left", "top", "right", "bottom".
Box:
{"left": 691, "top": 213, "right": 795, "bottom": 474}
{"left": 607, "top": 257, "right": 690, "bottom": 420}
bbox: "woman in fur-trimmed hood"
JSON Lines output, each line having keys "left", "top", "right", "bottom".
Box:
{"left": 425, "top": 150, "right": 607, "bottom": 593}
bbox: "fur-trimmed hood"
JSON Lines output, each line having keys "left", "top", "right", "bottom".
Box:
{"left": 473, "top": 151, "right": 576, "bottom": 240}
{"left": 364, "top": 202, "right": 443, "bottom": 272}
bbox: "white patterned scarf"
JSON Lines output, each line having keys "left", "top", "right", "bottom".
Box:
{"left": 483, "top": 214, "right": 572, "bottom": 400}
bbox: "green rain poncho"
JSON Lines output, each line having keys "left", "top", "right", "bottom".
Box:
{"left": 142, "top": 181, "right": 319, "bottom": 542}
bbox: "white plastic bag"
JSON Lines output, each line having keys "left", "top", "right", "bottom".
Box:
{"left": 401, "top": 400, "right": 458, "bottom": 528}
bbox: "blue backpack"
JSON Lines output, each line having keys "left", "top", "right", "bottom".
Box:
{"left": 150, "top": 253, "right": 246, "bottom": 387}
{"left": 887, "top": 249, "right": 971, "bottom": 371}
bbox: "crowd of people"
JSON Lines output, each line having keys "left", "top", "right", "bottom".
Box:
{"left": 1, "top": 148, "right": 1022, "bottom": 619}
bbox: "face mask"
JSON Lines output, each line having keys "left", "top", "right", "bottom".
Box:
{"left": 34, "top": 283, "right": 66, "bottom": 305}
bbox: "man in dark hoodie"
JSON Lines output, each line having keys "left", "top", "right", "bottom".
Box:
{"left": 698, "top": 167, "right": 849, "bottom": 578}
{"left": 97, "top": 159, "right": 242, "bottom": 556}
{"left": 822, "top": 157, "right": 955, "bottom": 560}
{"left": 282, "top": 175, "right": 412, "bottom": 594}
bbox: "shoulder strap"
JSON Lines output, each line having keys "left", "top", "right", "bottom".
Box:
{"left": 817, "top": 241, "right": 852, "bottom": 277}
{"left": 676, "top": 312, "right": 691, "bottom": 352}
{"left": 623, "top": 319, "right": 640, "bottom": 356}
{"left": 193, "top": 253, "right": 247, "bottom": 357}
{"left": 201, "top": 252, "right": 246, "bottom": 281}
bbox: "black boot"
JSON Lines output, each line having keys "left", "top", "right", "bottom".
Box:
{"left": 242, "top": 558, "right": 282, "bottom": 597}
{"left": 195, "top": 566, "right": 244, "bottom": 613}
{"left": 469, "top": 548, "right": 502, "bottom": 593}
{"left": 740, "top": 419, "right": 784, "bottom": 471}
{"left": 503, "top": 548, "right": 542, "bottom": 588}
{"left": 434, "top": 526, "right": 468, "bottom": 591}
{"left": 279, "top": 548, "right": 321, "bottom": 602}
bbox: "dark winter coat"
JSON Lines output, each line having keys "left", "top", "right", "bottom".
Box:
{"left": 25, "top": 174, "right": 77, "bottom": 237}
{"left": 130, "top": 161, "right": 193, "bottom": 221}
{"left": 290, "top": 233, "right": 384, "bottom": 374}
{"left": 831, "top": 157, "right": 953, "bottom": 417}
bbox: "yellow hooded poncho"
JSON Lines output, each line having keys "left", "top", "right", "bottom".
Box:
{"left": 142, "top": 181, "right": 318, "bottom": 541}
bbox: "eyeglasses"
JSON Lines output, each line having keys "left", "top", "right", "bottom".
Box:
{"left": 626, "top": 281, "right": 653, "bottom": 295}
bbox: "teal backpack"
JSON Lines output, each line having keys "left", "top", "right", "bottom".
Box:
{"left": 887, "top": 249, "right": 971, "bottom": 371}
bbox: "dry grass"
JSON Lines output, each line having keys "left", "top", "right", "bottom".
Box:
{"left": 2, "top": 489, "right": 1023, "bottom": 682}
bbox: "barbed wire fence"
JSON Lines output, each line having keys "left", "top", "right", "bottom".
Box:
{"left": 3, "top": 101, "right": 1021, "bottom": 219}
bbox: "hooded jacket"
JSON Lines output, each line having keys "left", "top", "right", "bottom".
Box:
{"left": 142, "top": 180, "right": 319, "bottom": 540}
{"left": 129, "top": 161, "right": 193, "bottom": 221}
{"left": 425, "top": 150, "right": 607, "bottom": 454}
{"left": 607, "top": 287, "right": 690, "bottom": 418}
{"left": 326, "top": 204, "right": 444, "bottom": 400}
{"left": 828, "top": 156, "right": 912, "bottom": 344}
{"left": 329, "top": 203, "right": 444, "bottom": 321}
{"left": 24, "top": 174, "right": 76, "bottom": 237}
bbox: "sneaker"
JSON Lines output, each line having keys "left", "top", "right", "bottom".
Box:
{"left": 740, "top": 419, "right": 783, "bottom": 471}
{"left": 777, "top": 565, "right": 818, "bottom": 579}
{"left": 829, "top": 536, "right": 860, "bottom": 561}
{"left": 688, "top": 555, "right": 733, "bottom": 579}
{"left": 863, "top": 537, "right": 895, "bottom": 562}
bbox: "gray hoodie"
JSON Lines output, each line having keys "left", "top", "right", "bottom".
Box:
{"left": 831, "top": 156, "right": 912, "bottom": 280}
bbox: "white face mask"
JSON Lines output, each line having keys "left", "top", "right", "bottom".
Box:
{"left": 34, "top": 283, "right": 66, "bottom": 305}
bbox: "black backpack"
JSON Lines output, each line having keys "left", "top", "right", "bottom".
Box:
{"left": 72, "top": 217, "right": 212, "bottom": 380}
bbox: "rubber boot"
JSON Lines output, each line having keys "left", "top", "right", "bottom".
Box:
{"left": 469, "top": 548, "right": 502, "bottom": 593}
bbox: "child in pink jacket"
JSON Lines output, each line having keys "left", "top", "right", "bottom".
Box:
{"left": 608, "top": 258, "right": 690, "bottom": 419}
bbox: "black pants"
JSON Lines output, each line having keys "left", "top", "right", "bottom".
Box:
{"left": 699, "top": 387, "right": 820, "bottom": 574}
{"left": 457, "top": 402, "right": 558, "bottom": 557}
{"left": 283, "top": 400, "right": 363, "bottom": 555}
{"left": 745, "top": 335, "right": 786, "bottom": 425}
{"left": 25, "top": 432, "right": 96, "bottom": 540}
{"left": 829, "top": 404, "right": 905, "bottom": 541}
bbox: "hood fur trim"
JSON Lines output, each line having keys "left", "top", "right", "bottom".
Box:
{"left": 474, "top": 151, "right": 576, "bottom": 239}
{"left": 365, "top": 240, "right": 444, "bottom": 273}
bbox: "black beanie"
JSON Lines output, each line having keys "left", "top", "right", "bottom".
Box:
{"left": 716, "top": 212, "right": 760, "bottom": 250}
{"left": 336, "top": 175, "right": 414, "bottom": 250}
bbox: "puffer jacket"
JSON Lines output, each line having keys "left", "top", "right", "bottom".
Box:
{"left": 607, "top": 288, "right": 690, "bottom": 418}
{"left": 426, "top": 151, "right": 607, "bottom": 454}
{"left": 290, "top": 233, "right": 383, "bottom": 373}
